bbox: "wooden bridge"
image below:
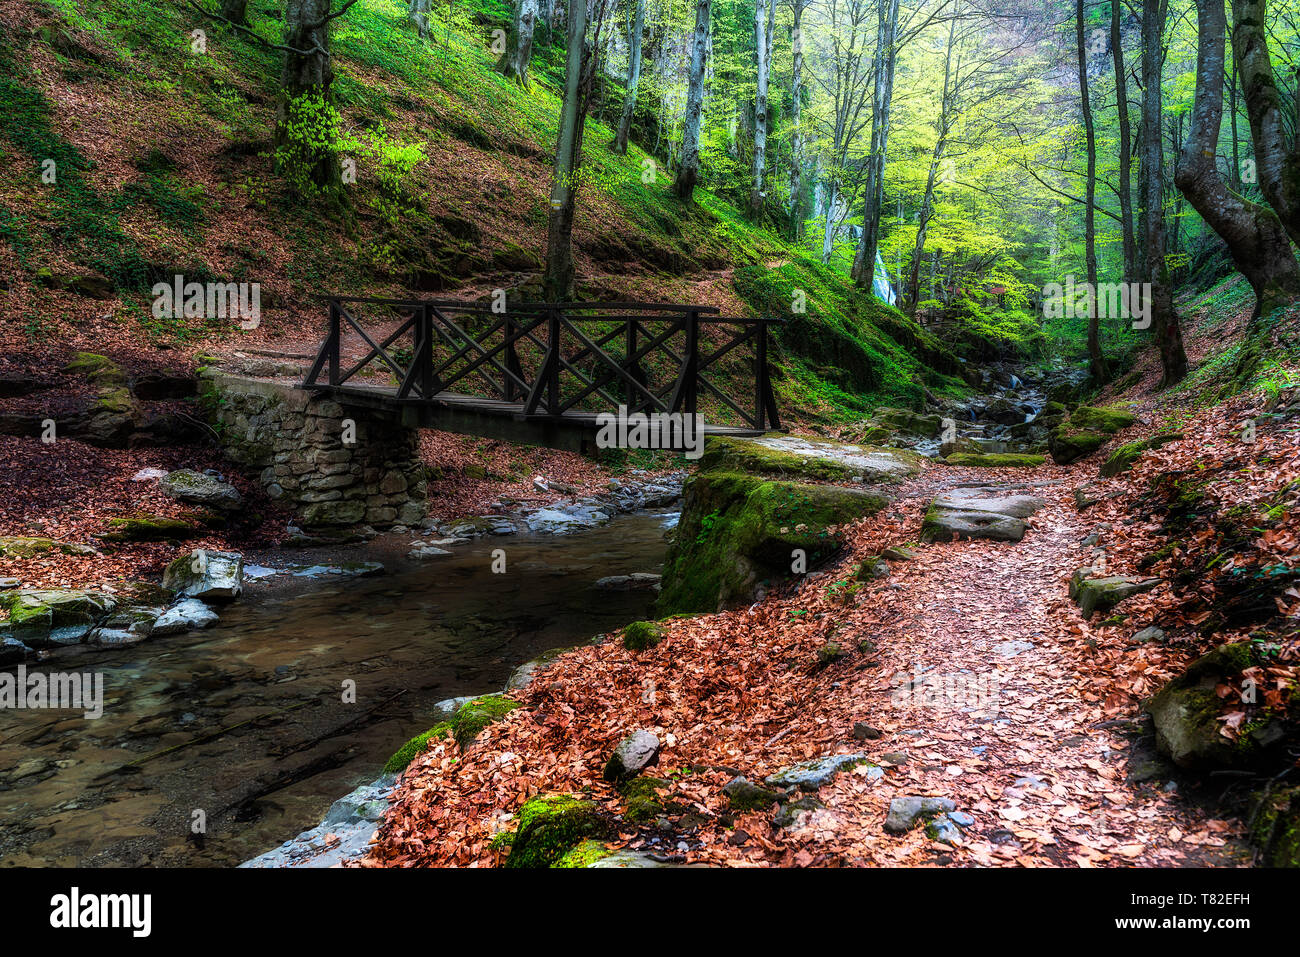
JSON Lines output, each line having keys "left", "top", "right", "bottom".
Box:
{"left": 300, "top": 296, "right": 783, "bottom": 452}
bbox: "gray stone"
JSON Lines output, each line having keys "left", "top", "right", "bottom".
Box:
{"left": 722, "top": 776, "right": 782, "bottom": 812}
{"left": 504, "top": 646, "right": 571, "bottom": 692}
{"left": 1133, "top": 626, "right": 1166, "bottom": 643}
{"left": 162, "top": 549, "right": 244, "bottom": 601}
{"left": 884, "top": 796, "right": 957, "bottom": 834}
{"left": 604, "top": 730, "right": 662, "bottom": 782}
{"left": 1069, "top": 568, "right": 1161, "bottom": 619}
{"left": 994, "top": 640, "right": 1035, "bottom": 658}
{"left": 772, "top": 795, "right": 825, "bottom": 828}
{"left": 0, "top": 636, "right": 30, "bottom": 665}
{"left": 150, "top": 598, "right": 220, "bottom": 635}
{"left": 159, "top": 469, "right": 242, "bottom": 511}
{"left": 765, "top": 753, "right": 879, "bottom": 791}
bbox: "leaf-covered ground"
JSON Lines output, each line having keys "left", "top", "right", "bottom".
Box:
{"left": 360, "top": 389, "right": 1298, "bottom": 868}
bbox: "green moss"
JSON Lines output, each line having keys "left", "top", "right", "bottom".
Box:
{"left": 1049, "top": 427, "right": 1109, "bottom": 464}
{"left": 656, "top": 471, "right": 890, "bottom": 615}
{"left": 63, "top": 352, "right": 125, "bottom": 383}
{"left": 1249, "top": 787, "right": 1300, "bottom": 867}
{"left": 382, "top": 721, "right": 452, "bottom": 773}
{"left": 552, "top": 838, "right": 615, "bottom": 868}
{"left": 622, "top": 620, "right": 666, "bottom": 651}
{"left": 621, "top": 776, "right": 669, "bottom": 822}
{"left": 816, "top": 641, "right": 845, "bottom": 666}
{"left": 943, "top": 452, "right": 1045, "bottom": 468}
{"left": 451, "top": 694, "right": 520, "bottom": 748}
{"left": 1100, "top": 432, "right": 1183, "bottom": 478}
{"left": 505, "top": 793, "right": 608, "bottom": 869}
{"left": 101, "top": 514, "right": 198, "bottom": 542}
{"left": 697, "top": 436, "right": 855, "bottom": 482}
{"left": 1067, "top": 405, "right": 1136, "bottom": 434}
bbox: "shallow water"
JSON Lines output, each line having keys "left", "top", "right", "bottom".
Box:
{"left": 0, "top": 511, "right": 673, "bottom": 867}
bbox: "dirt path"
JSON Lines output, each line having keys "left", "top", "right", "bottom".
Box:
{"left": 777, "top": 469, "right": 1250, "bottom": 867}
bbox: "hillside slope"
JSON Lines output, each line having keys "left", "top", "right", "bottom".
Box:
{"left": 0, "top": 0, "right": 965, "bottom": 422}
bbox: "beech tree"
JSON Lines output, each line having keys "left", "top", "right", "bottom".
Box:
{"left": 1076, "top": 0, "right": 1102, "bottom": 379}
{"left": 675, "top": 0, "right": 713, "bottom": 201}
{"left": 1176, "top": 0, "right": 1300, "bottom": 326}
{"left": 1139, "top": 0, "right": 1187, "bottom": 386}
{"left": 612, "top": 0, "right": 646, "bottom": 154}
{"left": 750, "top": 0, "right": 776, "bottom": 218}
{"left": 497, "top": 0, "right": 541, "bottom": 86}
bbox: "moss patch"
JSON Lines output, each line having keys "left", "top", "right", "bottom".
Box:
{"left": 504, "top": 793, "right": 609, "bottom": 868}
{"left": 552, "top": 838, "right": 614, "bottom": 868}
{"left": 451, "top": 694, "right": 521, "bottom": 748}
{"left": 622, "top": 620, "right": 666, "bottom": 651}
{"left": 943, "top": 452, "right": 1045, "bottom": 468}
{"left": 382, "top": 721, "right": 452, "bottom": 773}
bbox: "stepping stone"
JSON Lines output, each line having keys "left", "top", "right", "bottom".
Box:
{"left": 884, "top": 796, "right": 957, "bottom": 834}
{"left": 921, "top": 485, "right": 1047, "bottom": 544}
{"left": 1069, "top": 568, "right": 1161, "bottom": 619}
{"left": 765, "top": 754, "right": 880, "bottom": 791}
{"left": 994, "top": 640, "right": 1034, "bottom": 658}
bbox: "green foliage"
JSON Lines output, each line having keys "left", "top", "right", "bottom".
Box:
{"left": 274, "top": 94, "right": 343, "bottom": 198}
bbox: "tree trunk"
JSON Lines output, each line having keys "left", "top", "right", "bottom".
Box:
{"left": 222, "top": 0, "right": 249, "bottom": 25}
{"left": 276, "top": 0, "right": 337, "bottom": 190}
{"left": 612, "top": 0, "right": 645, "bottom": 154}
{"left": 675, "top": 0, "right": 711, "bottom": 201}
{"left": 749, "top": 0, "right": 774, "bottom": 219}
{"left": 497, "top": 0, "right": 540, "bottom": 86}
{"left": 1141, "top": 0, "right": 1187, "bottom": 386}
{"left": 851, "top": 0, "right": 901, "bottom": 292}
{"left": 1176, "top": 0, "right": 1300, "bottom": 320}
{"left": 821, "top": 182, "right": 837, "bottom": 264}
{"left": 1078, "top": 0, "right": 1103, "bottom": 379}
{"left": 1231, "top": 0, "right": 1300, "bottom": 245}
{"left": 905, "top": 5, "right": 957, "bottom": 313}
{"left": 1112, "top": 0, "right": 1137, "bottom": 284}
{"left": 787, "top": 0, "right": 808, "bottom": 238}
{"left": 543, "top": 0, "right": 591, "bottom": 300}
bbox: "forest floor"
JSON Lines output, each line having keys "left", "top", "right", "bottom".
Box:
{"left": 361, "top": 384, "right": 1299, "bottom": 868}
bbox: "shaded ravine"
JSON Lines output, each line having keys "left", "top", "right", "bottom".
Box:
{"left": 0, "top": 510, "right": 676, "bottom": 867}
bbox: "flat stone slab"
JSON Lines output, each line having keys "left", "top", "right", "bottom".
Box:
{"left": 922, "top": 485, "right": 1049, "bottom": 544}
{"left": 241, "top": 774, "right": 397, "bottom": 868}
{"left": 884, "top": 796, "right": 957, "bottom": 834}
{"left": 765, "top": 753, "right": 881, "bottom": 791}
{"left": 750, "top": 435, "right": 924, "bottom": 484}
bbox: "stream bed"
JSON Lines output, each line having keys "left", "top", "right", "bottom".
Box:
{"left": 0, "top": 510, "right": 675, "bottom": 867}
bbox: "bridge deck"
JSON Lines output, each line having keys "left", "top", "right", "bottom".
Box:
{"left": 307, "top": 382, "right": 766, "bottom": 452}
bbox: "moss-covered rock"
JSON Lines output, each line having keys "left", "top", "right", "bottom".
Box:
{"left": 0, "top": 537, "right": 95, "bottom": 559}
{"left": 1144, "top": 642, "right": 1289, "bottom": 770}
{"left": 870, "top": 407, "right": 944, "bottom": 437}
{"left": 622, "top": 620, "right": 667, "bottom": 651}
{"left": 1049, "top": 427, "right": 1110, "bottom": 464}
{"left": 622, "top": 776, "right": 671, "bottom": 822}
{"left": 1049, "top": 405, "right": 1137, "bottom": 465}
{"left": 451, "top": 694, "right": 520, "bottom": 748}
{"left": 504, "top": 793, "right": 609, "bottom": 868}
{"left": 722, "top": 776, "right": 782, "bottom": 812}
{"left": 943, "top": 452, "right": 1046, "bottom": 468}
{"left": 1067, "top": 405, "right": 1136, "bottom": 433}
{"left": 552, "top": 838, "right": 615, "bottom": 868}
{"left": 382, "top": 722, "right": 452, "bottom": 773}
{"left": 63, "top": 352, "right": 125, "bottom": 385}
{"left": 0, "top": 588, "right": 116, "bottom": 647}
{"left": 101, "top": 515, "right": 199, "bottom": 543}
{"left": 698, "top": 436, "right": 857, "bottom": 482}
{"left": 855, "top": 556, "right": 889, "bottom": 581}
{"left": 1068, "top": 568, "right": 1161, "bottom": 619}
{"left": 1099, "top": 432, "right": 1184, "bottom": 478}
{"left": 658, "top": 472, "right": 890, "bottom": 615}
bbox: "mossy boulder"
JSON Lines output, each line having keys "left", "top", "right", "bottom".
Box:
{"left": 0, "top": 537, "right": 95, "bottom": 559}
{"left": 1099, "top": 432, "right": 1184, "bottom": 478}
{"left": 622, "top": 776, "right": 671, "bottom": 822}
{"left": 101, "top": 515, "right": 199, "bottom": 543}
{"left": 382, "top": 722, "right": 452, "bottom": 773}
{"left": 1049, "top": 406, "right": 1136, "bottom": 465}
{"left": 1144, "top": 642, "right": 1289, "bottom": 770}
{"left": 1068, "top": 568, "right": 1161, "bottom": 619}
{"left": 870, "top": 407, "right": 944, "bottom": 437}
{"left": 0, "top": 589, "right": 116, "bottom": 647}
{"left": 1067, "top": 406, "right": 1136, "bottom": 433}
{"left": 722, "top": 776, "right": 782, "bottom": 812}
{"left": 657, "top": 472, "right": 891, "bottom": 615}
{"left": 622, "top": 620, "right": 666, "bottom": 651}
{"left": 943, "top": 452, "right": 1046, "bottom": 468}
{"left": 159, "top": 470, "right": 242, "bottom": 512}
{"left": 855, "top": 556, "right": 889, "bottom": 581}
{"left": 63, "top": 352, "right": 125, "bottom": 385}
{"left": 504, "top": 794, "right": 609, "bottom": 868}
{"left": 698, "top": 436, "right": 856, "bottom": 482}
{"left": 161, "top": 549, "right": 244, "bottom": 600}
{"left": 451, "top": 694, "right": 520, "bottom": 748}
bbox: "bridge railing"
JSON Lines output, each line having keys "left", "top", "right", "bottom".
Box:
{"left": 302, "top": 296, "right": 782, "bottom": 430}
